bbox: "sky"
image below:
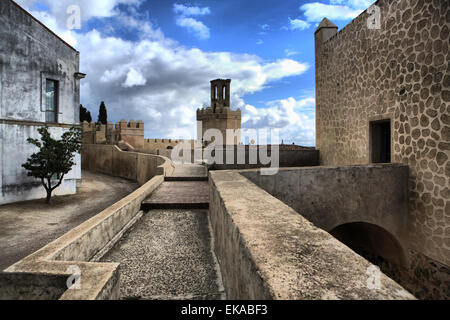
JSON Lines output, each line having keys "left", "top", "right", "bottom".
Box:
{"left": 16, "top": 0, "right": 376, "bottom": 146}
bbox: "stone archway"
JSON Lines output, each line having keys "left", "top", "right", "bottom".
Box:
{"left": 329, "top": 222, "right": 407, "bottom": 268}
{"left": 329, "top": 221, "right": 410, "bottom": 289}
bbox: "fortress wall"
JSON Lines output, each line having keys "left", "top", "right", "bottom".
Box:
{"left": 241, "top": 164, "right": 413, "bottom": 284}
{"left": 206, "top": 146, "right": 319, "bottom": 170}
{"left": 81, "top": 144, "right": 174, "bottom": 185}
{"left": 82, "top": 120, "right": 145, "bottom": 150}
{"left": 142, "top": 138, "right": 196, "bottom": 153}
{"left": 315, "top": 0, "right": 450, "bottom": 298}
{"left": 209, "top": 170, "right": 415, "bottom": 300}
{"left": 240, "top": 165, "right": 409, "bottom": 244}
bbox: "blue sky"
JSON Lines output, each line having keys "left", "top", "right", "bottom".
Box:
{"left": 16, "top": 0, "right": 375, "bottom": 146}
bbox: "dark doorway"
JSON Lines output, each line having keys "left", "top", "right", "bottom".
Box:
{"left": 370, "top": 120, "right": 391, "bottom": 163}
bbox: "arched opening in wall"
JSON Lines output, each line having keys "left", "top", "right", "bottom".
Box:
{"left": 329, "top": 222, "right": 408, "bottom": 286}
{"left": 223, "top": 86, "right": 226, "bottom": 100}
{"left": 215, "top": 86, "right": 218, "bottom": 100}
{"left": 167, "top": 146, "right": 173, "bottom": 150}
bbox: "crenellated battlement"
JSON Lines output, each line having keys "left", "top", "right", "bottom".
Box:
{"left": 197, "top": 79, "right": 242, "bottom": 145}
{"left": 82, "top": 119, "right": 145, "bottom": 149}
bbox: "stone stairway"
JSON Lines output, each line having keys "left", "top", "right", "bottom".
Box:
{"left": 164, "top": 163, "right": 208, "bottom": 181}
{"left": 141, "top": 181, "right": 209, "bottom": 210}
{"left": 141, "top": 164, "right": 209, "bottom": 210}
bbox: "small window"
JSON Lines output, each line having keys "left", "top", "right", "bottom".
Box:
{"left": 45, "top": 79, "right": 58, "bottom": 123}
{"left": 223, "top": 86, "right": 226, "bottom": 100}
{"left": 370, "top": 120, "right": 391, "bottom": 163}
{"left": 215, "top": 86, "right": 218, "bottom": 100}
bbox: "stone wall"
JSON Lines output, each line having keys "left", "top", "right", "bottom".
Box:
{"left": 0, "top": 176, "right": 164, "bottom": 300}
{"left": 0, "top": 0, "right": 82, "bottom": 205}
{"left": 82, "top": 120, "right": 144, "bottom": 150}
{"left": 81, "top": 144, "right": 174, "bottom": 185}
{"left": 142, "top": 138, "right": 196, "bottom": 153}
{"left": 209, "top": 170, "right": 415, "bottom": 300}
{"left": 240, "top": 165, "right": 410, "bottom": 255}
{"left": 206, "top": 145, "right": 319, "bottom": 170}
{"left": 315, "top": 0, "right": 449, "bottom": 299}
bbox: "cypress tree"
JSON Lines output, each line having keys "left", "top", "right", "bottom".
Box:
{"left": 97, "top": 101, "right": 108, "bottom": 125}
{"left": 79, "top": 104, "right": 92, "bottom": 123}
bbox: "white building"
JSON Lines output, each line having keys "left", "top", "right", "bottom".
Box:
{"left": 0, "top": 0, "right": 85, "bottom": 205}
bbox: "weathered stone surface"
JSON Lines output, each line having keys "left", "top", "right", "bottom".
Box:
{"left": 209, "top": 170, "right": 415, "bottom": 300}
{"left": 0, "top": 0, "right": 83, "bottom": 205}
{"left": 315, "top": 0, "right": 450, "bottom": 299}
{"left": 82, "top": 144, "right": 174, "bottom": 186}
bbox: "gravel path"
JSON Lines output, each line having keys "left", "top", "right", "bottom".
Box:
{"left": 101, "top": 209, "right": 225, "bottom": 300}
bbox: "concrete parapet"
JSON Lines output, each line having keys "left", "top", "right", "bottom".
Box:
{"left": 207, "top": 146, "right": 319, "bottom": 170}
{"left": 208, "top": 170, "right": 415, "bottom": 300}
{"left": 0, "top": 175, "right": 165, "bottom": 300}
{"left": 81, "top": 144, "right": 174, "bottom": 185}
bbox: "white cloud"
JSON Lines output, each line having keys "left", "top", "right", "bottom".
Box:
{"left": 300, "top": 0, "right": 375, "bottom": 22}
{"left": 258, "top": 23, "right": 270, "bottom": 35}
{"left": 176, "top": 17, "right": 210, "bottom": 40}
{"left": 242, "top": 97, "right": 316, "bottom": 146}
{"left": 262, "top": 60, "right": 309, "bottom": 81}
{"left": 71, "top": 25, "right": 310, "bottom": 139}
{"left": 123, "top": 68, "right": 147, "bottom": 87}
{"left": 289, "top": 18, "right": 311, "bottom": 30}
{"left": 173, "top": 4, "right": 211, "bottom": 16}
{"left": 15, "top": 0, "right": 143, "bottom": 28}
{"left": 172, "top": 3, "right": 211, "bottom": 40}
{"left": 256, "top": 39, "right": 264, "bottom": 45}
{"left": 285, "top": 49, "right": 300, "bottom": 57}
{"left": 17, "top": 1, "right": 313, "bottom": 143}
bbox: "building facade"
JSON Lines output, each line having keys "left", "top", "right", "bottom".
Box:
{"left": 315, "top": 0, "right": 449, "bottom": 298}
{"left": 197, "top": 79, "right": 242, "bottom": 145}
{"left": 0, "top": 0, "right": 84, "bottom": 205}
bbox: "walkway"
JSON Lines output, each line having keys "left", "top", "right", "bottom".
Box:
{"left": 101, "top": 164, "right": 225, "bottom": 300}
{"left": 0, "top": 171, "right": 138, "bottom": 271}
{"left": 165, "top": 163, "right": 208, "bottom": 181}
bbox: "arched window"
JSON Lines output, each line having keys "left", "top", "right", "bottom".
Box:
{"left": 215, "top": 86, "right": 218, "bottom": 99}
{"left": 223, "top": 86, "right": 226, "bottom": 100}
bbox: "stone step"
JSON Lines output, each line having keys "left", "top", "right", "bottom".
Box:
{"left": 141, "top": 181, "right": 209, "bottom": 210}
{"left": 165, "top": 176, "right": 208, "bottom": 182}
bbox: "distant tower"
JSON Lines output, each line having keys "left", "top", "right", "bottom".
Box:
{"left": 197, "top": 79, "right": 241, "bottom": 146}
{"left": 211, "top": 79, "right": 231, "bottom": 111}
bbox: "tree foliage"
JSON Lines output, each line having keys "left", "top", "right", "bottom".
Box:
{"left": 79, "top": 104, "right": 92, "bottom": 123}
{"left": 98, "top": 101, "right": 108, "bottom": 125}
{"left": 22, "top": 127, "right": 82, "bottom": 204}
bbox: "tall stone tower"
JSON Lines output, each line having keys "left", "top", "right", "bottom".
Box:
{"left": 197, "top": 79, "right": 241, "bottom": 145}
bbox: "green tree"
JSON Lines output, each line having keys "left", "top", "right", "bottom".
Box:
{"left": 97, "top": 101, "right": 108, "bottom": 125}
{"left": 22, "top": 127, "right": 82, "bottom": 204}
{"left": 79, "top": 104, "right": 92, "bottom": 123}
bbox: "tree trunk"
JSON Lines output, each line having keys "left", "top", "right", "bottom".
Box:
{"left": 46, "top": 189, "right": 52, "bottom": 204}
